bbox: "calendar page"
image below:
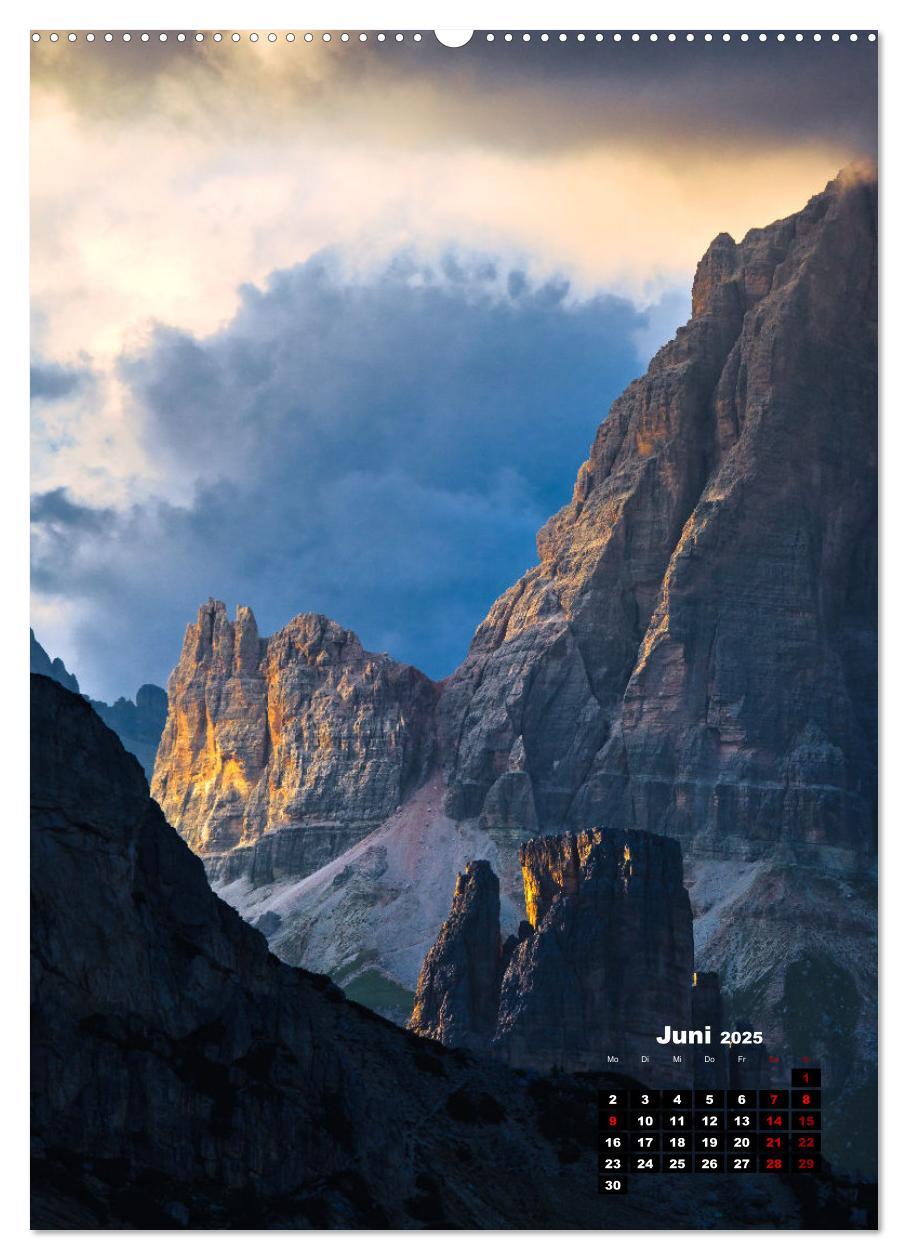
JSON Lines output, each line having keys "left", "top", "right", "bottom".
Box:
{"left": 29, "top": 27, "right": 877, "bottom": 1231}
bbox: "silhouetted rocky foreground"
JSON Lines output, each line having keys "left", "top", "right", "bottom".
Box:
{"left": 32, "top": 674, "right": 877, "bottom": 1229}
{"left": 30, "top": 628, "right": 167, "bottom": 778}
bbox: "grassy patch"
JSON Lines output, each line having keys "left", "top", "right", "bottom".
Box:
{"left": 341, "top": 968, "right": 415, "bottom": 1020}
{"left": 330, "top": 950, "right": 379, "bottom": 988}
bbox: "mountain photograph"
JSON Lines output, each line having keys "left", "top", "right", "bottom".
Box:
{"left": 30, "top": 28, "right": 878, "bottom": 1231}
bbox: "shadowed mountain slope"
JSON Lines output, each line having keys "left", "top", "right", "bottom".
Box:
{"left": 36, "top": 673, "right": 827, "bottom": 1229}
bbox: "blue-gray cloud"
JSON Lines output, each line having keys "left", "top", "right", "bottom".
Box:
{"left": 31, "top": 253, "right": 688, "bottom": 700}
{"left": 30, "top": 359, "right": 92, "bottom": 401}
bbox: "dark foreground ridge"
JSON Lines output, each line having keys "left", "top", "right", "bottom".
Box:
{"left": 31, "top": 673, "right": 876, "bottom": 1229}
{"left": 30, "top": 628, "right": 167, "bottom": 777}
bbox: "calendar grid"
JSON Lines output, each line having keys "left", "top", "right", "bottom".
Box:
{"left": 598, "top": 1068, "right": 821, "bottom": 1193}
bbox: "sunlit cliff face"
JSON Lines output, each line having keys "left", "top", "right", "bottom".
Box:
{"left": 149, "top": 601, "right": 441, "bottom": 881}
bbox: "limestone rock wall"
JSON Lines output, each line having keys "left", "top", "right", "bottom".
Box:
{"left": 408, "top": 860, "right": 503, "bottom": 1052}
{"left": 495, "top": 830, "right": 694, "bottom": 1078}
{"left": 439, "top": 170, "right": 877, "bottom": 865}
{"left": 151, "top": 600, "right": 439, "bottom": 883}
{"left": 411, "top": 828, "right": 696, "bottom": 1083}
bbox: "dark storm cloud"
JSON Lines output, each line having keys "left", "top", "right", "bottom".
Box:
{"left": 120, "top": 252, "right": 657, "bottom": 517}
{"left": 31, "top": 489, "right": 116, "bottom": 589}
{"left": 31, "top": 487, "right": 112, "bottom": 535}
{"left": 32, "top": 255, "right": 683, "bottom": 698}
{"left": 388, "top": 31, "right": 878, "bottom": 157}
{"left": 33, "top": 31, "right": 877, "bottom": 159}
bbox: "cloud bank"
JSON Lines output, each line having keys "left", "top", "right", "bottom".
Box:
{"left": 29, "top": 34, "right": 877, "bottom": 700}
{"left": 32, "top": 255, "right": 678, "bottom": 698}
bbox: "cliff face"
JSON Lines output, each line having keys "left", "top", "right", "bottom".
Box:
{"left": 35, "top": 674, "right": 822, "bottom": 1229}
{"left": 408, "top": 860, "right": 503, "bottom": 1051}
{"left": 439, "top": 170, "right": 877, "bottom": 863}
{"left": 410, "top": 829, "right": 695, "bottom": 1084}
{"left": 495, "top": 831, "right": 694, "bottom": 1078}
{"left": 151, "top": 600, "right": 439, "bottom": 884}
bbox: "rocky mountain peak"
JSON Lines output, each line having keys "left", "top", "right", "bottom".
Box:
{"left": 439, "top": 168, "right": 877, "bottom": 862}
{"left": 30, "top": 628, "right": 167, "bottom": 777}
{"left": 144, "top": 178, "right": 876, "bottom": 1166}
{"left": 410, "top": 826, "right": 696, "bottom": 1083}
{"left": 691, "top": 230, "right": 739, "bottom": 318}
{"left": 408, "top": 859, "right": 502, "bottom": 1052}
{"left": 33, "top": 672, "right": 866, "bottom": 1226}
{"left": 519, "top": 830, "right": 592, "bottom": 928}
{"left": 30, "top": 627, "right": 79, "bottom": 693}
{"left": 152, "top": 600, "right": 439, "bottom": 880}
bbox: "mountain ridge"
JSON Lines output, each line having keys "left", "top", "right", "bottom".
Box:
{"left": 29, "top": 628, "right": 167, "bottom": 777}
{"left": 154, "top": 167, "right": 876, "bottom": 876}
{"left": 151, "top": 599, "right": 440, "bottom": 884}
{"left": 35, "top": 672, "right": 830, "bottom": 1228}
{"left": 145, "top": 171, "right": 876, "bottom": 1169}
{"left": 440, "top": 166, "right": 876, "bottom": 857}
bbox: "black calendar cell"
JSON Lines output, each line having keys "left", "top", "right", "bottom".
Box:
{"left": 598, "top": 1132, "right": 626, "bottom": 1151}
{"left": 598, "top": 1175, "right": 628, "bottom": 1195}
{"left": 662, "top": 1111, "right": 692, "bottom": 1129}
{"left": 696, "top": 1153, "right": 725, "bottom": 1173}
{"left": 791, "top": 1067, "right": 821, "bottom": 1088}
{"left": 727, "top": 1133, "right": 755, "bottom": 1152}
{"left": 661, "top": 1131, "right": 691, "bottom": 1151}
{"left": 695, "top": 1133, "right": 724, "bottom": 1152}
{"left": 759, "top": 1111, "right": 787, "bottom": 1131}
{"left": 793, "top": 1111, "right": 821, "bottom": 1130}
{"left": 631, "top": 1090, "right": 659, "bottom": 1109}
{"left": 759, "top": 1133, "right": 788, "bottom": 1152}
{"left": 759, "top": 1089, "right": 789, "bottom": 1109}
{"left": 630, "top": 1153, "right": 660, "bottom": 1173}
{"left": 793, "top": 1155, "right": 820, "bottom": 1174}
{"left": 793, "top": 1133, "right": 821, "bottom": 1154}
{"left": 598, "top": 1154, "right": 626, "bottom": 1174}
{"left": 599, "top": 1089, "right": 628, "bottom": 1109}
{"left": 728, "top": 1153, "right": 756, "bottom": 1173}
{"left": 759, "top": 1154, "right": 789, "bottom": 1173}
{"left": 694, "top": 1090, "right": 724, "bottom": 1109}
{"left": 695, "top": 1111, "right": 724, "bottom": 1130}
{"left": 727, "top": 1090, "right": 757, "bottom": 1109}
{"left": 630, "top": 1112, "right": 659, "bottom": 1130}
{"left": 631, "top": 1132, "right": 659, "bottom": 1151}
{"left": 662, "top": 1154, "right": 692, "bottom": 1173}
{"left": 726, "top": 1111, "right": 756, "bottom": 1130}
{"left": 792, "top": 1089, "right": 821, "bottom": 1109}
{"left": 661, "top": 1089, "right": 693, "bottom": 1109}
{"left": 600, "top": 1111, "right": 627, "bottom": 1132}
